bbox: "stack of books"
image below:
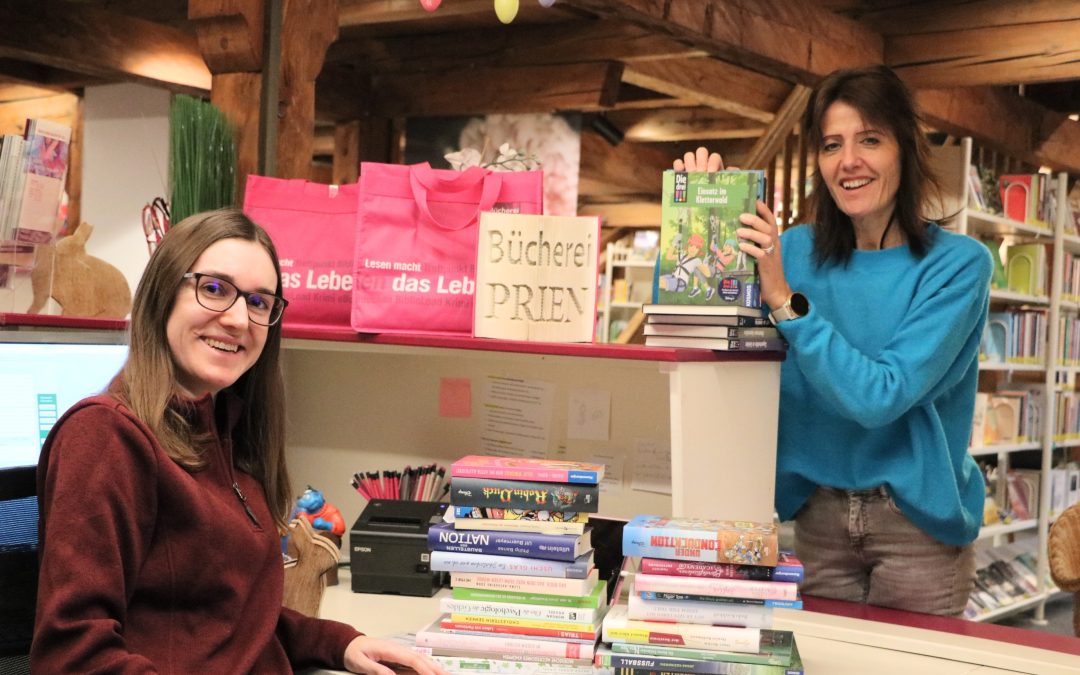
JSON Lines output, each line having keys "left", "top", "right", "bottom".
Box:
{"left": 597, "top": 515, "right": 804, "bottom": 675}
{"left": 416, "top": 455, "right": 609, "bottom": 674}
{"left": 642, "top": 305, "right": 786, "bottom": 352}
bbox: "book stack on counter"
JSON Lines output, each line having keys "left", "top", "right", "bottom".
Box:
{"left": 642, "top": 305, "right": 787, "bottom": 353}
{"left": 597, "top": 515, "right": 804, "bottom": 675}
{"left": 416, "top": 455, "right": 610, "bottom": 675}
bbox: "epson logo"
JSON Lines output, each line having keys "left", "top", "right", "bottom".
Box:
{"left": 354, "top": 546, "right": 372, "bottom": 553}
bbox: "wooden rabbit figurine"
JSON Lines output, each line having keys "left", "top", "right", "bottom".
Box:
{"left": 27, "top": 222, "right": 132, "bottom": 318}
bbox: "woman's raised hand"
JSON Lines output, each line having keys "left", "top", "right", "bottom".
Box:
{"left": 673, "top": 147, "right": 724, "bottom": 173}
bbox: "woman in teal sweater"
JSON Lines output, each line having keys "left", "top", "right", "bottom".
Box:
{"left": 677, "top": 65, "right": 992, "bottom": 615}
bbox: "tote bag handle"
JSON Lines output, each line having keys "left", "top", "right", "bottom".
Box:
{"left": 410, "top": 164, "right": 502, "bottom": 224}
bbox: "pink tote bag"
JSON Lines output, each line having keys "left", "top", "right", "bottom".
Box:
{"left": 243, "top": 175, "right": 359, "bottom": 331}
{"left": 352, "top": 162, "right": 543, "bottom": 335}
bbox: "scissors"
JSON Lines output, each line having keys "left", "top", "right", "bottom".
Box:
{"left": 141, "top": 197, "right": 170, "bottom": 255}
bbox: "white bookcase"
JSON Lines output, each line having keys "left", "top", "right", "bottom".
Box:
{"left": 597, "top": 243, "right": 656, "bottom": 343}
{"left": 932, "top": 137, "right": 1073, "bottom": 622}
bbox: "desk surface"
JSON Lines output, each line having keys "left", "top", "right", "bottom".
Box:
{"left": 315, "top": 570, "right": 1080, "bottom": 675}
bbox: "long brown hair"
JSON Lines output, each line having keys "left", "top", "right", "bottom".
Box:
{"left": 114, "top": 208, "right": 292, "bottom": 528}
{"left": 803, "top": 65, "right": 938, "bottom": 265}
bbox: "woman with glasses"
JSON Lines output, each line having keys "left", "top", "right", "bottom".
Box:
{"left": 32, "top": 210, "right": 449, "bottom": 675}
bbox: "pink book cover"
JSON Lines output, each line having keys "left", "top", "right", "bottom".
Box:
{"left": 14, "top": 119, "right": 71, "bottom": 245}
{"left": 451, "top": 455, "right": 604, "bottom": 484}
{"left": 633, "top": 572, "right": 799, "bottom": 601}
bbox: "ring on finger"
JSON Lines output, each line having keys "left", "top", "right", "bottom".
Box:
{"left": 762, "top": 243, "right": 776, "bottom": 255}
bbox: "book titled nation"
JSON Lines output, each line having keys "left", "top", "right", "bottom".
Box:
{"left": 431, "top": 549, "right": 595, "bottom": 579}
{"left": 416, "top": 618, "right": 598, "bottom": 660}
{"left": 639, "top": 551, "right": 803, "bottom": 583}
{"left": 451, "top": 569, "right": 599, "bottom": 596}
{"left": 428, "top": 522, "right": 592, "bottom": 561}
{"left": 622, "top": 515, "right": 778, "bottom": 566}
{"left": 450, "top": 476, "right": 600, "bottom": 512}
{"left": 452, "top": 455, "right": 604, "bottom": 485}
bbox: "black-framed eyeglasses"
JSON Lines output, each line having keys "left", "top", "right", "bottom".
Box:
{"left": 182, "top": 272, "right": 288, "bottom": 326}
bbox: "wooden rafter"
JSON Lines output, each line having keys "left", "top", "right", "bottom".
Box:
{"left": 917, "top": 87, "right": 1080, "bottom": 173}
{"left": 888, "top": 19, "right": 1080, "bottom": 87}
{"left": 0, "top": 3, "right": 210, "bottom": 93}
{"left": 622, "top": 58, "right": 788, "bottom": 123}
{"left": 564, "top": 0, "right": 882, "bottom": 84}
{"left": 742, "top": 85, "right": 811, "bottom": 170}
{"left": 607, "top": 109, "right": 766, "bottom": 142}
{"left": 326, "top": 21, "right": 704, "bottom": 72}
{"left": 370, "top": 62, "right": 624, "bottom": 117}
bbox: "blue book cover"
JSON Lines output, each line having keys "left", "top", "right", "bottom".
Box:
{"left": 427, "top": 522, "right": 593, "bottom": 562}
{"left": 431, "top": 549, "right": 595, "bottom": 579}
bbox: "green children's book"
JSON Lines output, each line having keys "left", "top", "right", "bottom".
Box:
{"left": 655, "top": 170, "right": 767, "bottom": 309}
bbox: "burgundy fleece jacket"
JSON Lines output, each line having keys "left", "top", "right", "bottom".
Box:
{"left": 32, "top": 393, "right": 362, "bottom": 673}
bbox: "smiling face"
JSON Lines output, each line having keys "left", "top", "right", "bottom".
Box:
{"left": 166, "top": 238, "right": 278, "bottom": 399}
{"left": 817, "top": 100, "right": 902, "bottom": 233}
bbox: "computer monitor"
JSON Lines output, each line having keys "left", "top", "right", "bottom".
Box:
{"left": 0, "top": 337, "right": 127, "bottom": 662}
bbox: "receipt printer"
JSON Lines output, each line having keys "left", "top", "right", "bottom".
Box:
{"left": 349, "top": 499, "right": 448, "bottom": 596}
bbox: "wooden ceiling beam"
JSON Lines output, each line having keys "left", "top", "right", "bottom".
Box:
{"left": 743, "top": 84, "right": 811, "bottom": 169}
{"left": 623, "top": 58, "right": 790, "bottom": 123}
{"left": 888, "top": 19, "right": 1080, "bottom": 87}
{"left": 849, "top": 0, "right": 1080, "bottom": 36}
{"left": 370, "top": 62, "right": 624, "bottom": 117}
{"left": 606, "top": 109, "right": 766, "bottom": 142}
{"left": 327, "top": 21, "right": 704, "bottom": 71}
{"left": 917, "top": 87, "right": 1080, "bottom": 173}
{"left": 564, "top": 0, "right": 882, "bottom": 84}
{"left": 338, "top": 0, "right": 564, "bottom": 27}
{"left": 0, "top": 3, "right": 210, "bottom": 94}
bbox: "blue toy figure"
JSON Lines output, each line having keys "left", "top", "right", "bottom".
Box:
{"left": 292, "top": 486, "right": 346, "bottom": 538}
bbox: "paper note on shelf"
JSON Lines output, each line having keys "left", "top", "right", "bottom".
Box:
{"left": 478, "top": 375, "right": 555, "bottom": 459}
{"left": 631, "top": 438, "right": 672, "bottom": 494}
{"left": 566, "top": 387, "right": 611, "bottom": 441}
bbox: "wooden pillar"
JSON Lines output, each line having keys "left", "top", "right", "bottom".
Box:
{"left": 276, "top": 0, "right": 339, "bottom": 179}
{"left": 332, "top": 120, "right": 359, "bottom": 184}
{"left": 189, "top": 0, "right": 265, "bottom": 200}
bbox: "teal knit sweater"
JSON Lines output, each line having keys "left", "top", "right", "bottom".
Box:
{"left": 773, "top": 224, "right": 992, "bottom": 546}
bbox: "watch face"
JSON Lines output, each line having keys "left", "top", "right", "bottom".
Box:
{"left": 790, "top": 293, "right": 809, "bottom": 316}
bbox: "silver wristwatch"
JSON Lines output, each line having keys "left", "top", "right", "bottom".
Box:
{"left": 769, "top": 292, "right": 809, "bottom": 324}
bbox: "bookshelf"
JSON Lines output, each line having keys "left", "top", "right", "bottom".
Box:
{"left": 597, "top": 243, "right": 655, "bottom": 343}
{"left": 933, "top": 137, "right": 1075, "bottom": 622}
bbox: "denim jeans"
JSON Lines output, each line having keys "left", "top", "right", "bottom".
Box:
{"left": 794, "top": 486, "right": 976, "bottom": 616}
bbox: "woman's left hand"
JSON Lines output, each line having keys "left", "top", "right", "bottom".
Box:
{"left": 343, "top": 636, "right": 451, "bottom": 675}
{"left": 737, "top": 200, "right": 792, "bottom": 310}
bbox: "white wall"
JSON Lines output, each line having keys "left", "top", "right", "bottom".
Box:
{"left": 81, "top": 83, "right": 171, "bottom": 304}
